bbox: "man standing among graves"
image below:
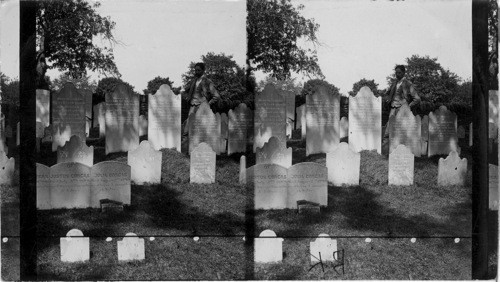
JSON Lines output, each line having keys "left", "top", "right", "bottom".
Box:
{"left": 383, "top": 65, "right": 421, "bottom": 139}
{"left": 182, "top": 62, "right": 221, "bottom": 134}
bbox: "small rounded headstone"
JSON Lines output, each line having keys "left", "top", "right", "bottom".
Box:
{"left": 106, "top": 237, "right": 112, "bottom": 242}
{"left": 193, "top": 236, "right": 199, "bottom": 242}
{"left": 259, "top": 229, "right": 277, "bottom": 237}
{"left": 242, "top": 236, "right": 246, "bottom": 241}
{"left": 2, "top": 237, "right": 8, "bottom": 243}
{"left": 125, "top": 232, "right": 137, "bottom": 237}
{"left": 454, "top": 238, "right": 460, "bottom": 243}
{"left": 410, "top": 238, "right": 416, "bottom": 243}
{"left": 365, "top": 238, "right": 371, "bottom": 243}
{"left": 149, "top": 237, "right": 155, "bottom": 241}
{"left": 66, "top": 229, "right": 84, "bottom": 237}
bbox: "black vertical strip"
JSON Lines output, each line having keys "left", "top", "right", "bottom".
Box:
{"left": 19, "top": 1, "right": 37, "bottom": 280}
{"left": 472, "top": 0, "right": 489, "bottom": 279}
{"left": 244, "top": 182, "right": 255, "bottom": 280}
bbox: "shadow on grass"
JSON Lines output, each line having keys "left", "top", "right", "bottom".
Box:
{"left": 1, "top": 201, "right": 19, "bottom": 237}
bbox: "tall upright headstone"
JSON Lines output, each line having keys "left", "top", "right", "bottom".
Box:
{"left": 220, "top": 113, "right": 228, "bottom": 153}
{"left": 287, "top": 162, "right": 328, "bottom": 208}
{"left": 105, "top": 84, "right": 139, "bottom": 154}
{"left": 428, "top": 106, "right": 458, "bottom": 157}
{"left": 117, "top": 233, "right": 145, "bottom": 261}
{"left": 306, "top": 85, "right": 340, "bottom": 155}
{"left": 60, "top": 229, "right": 90, "bottom": 262}
{"left": 437, "top": 150, "right": 467, "bottom": 186}
{"left": 57, "top": 135, "right": 94, "bottom": 167}
{"left": 256, "top": 136, "right": 292, "bottom": 168}
{"left": 254, "top": 84, "right": 286, "bottom": 152}
{"left": 93, "top": 104, "right": 100, "bottom": 128}
{"left": 349, "top": 86, "right": 382, "bottom": 154}
{"left": 228, "top": 103, "right": 252, "bottom": 155}
{"left": 421, "top": 115, "right": 429, "bottom": 141}
{"left": 148, "top": 84, "right": 181, "bottom": 151}
{"left": 128, "top": 140, "right": 162, "bottom": 184}
{"left": 296, "top": 105, "right": 304, "bottom": 129}
{"left": 36, "top": 89, "right": 50, "bottom": 137}
{"left": 50, "top": 162, "right": 92, "bottom": 209}
{"left": 388, "top": 104, "right": 421, "bottom": 157}
{"left": 98, "top": 102, "right": 106, "bottom": 137}
{"left": 248, "top": 164, "right": 288, "bottom": 209}
{"left": 52, "top": 83, "right": 86, "bottom": 152}
{"left": 90, "top": 161, "right": 131, "bottom": 207}
{"left": 339, "top": 117, "right": 348, "bottom": 139}
{"left": 388, "top": 144, "right": 414, "bottom": 186}
{"left": 190, "top": 142, "right": 216, "bottom": 184}
{"left": 189, "top": 102, "right": 220, "bottom": 154}
{"left": 254, "top": 230, "right": 283, "bottom": 263}
{"left": 326, "top": 142, "right": 360, "bottom": 186}
{"left": 36, "top": 163, "right": 51, "bottom": 210}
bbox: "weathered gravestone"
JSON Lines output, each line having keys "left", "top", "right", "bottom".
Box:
{"left": 340, "top": 117, "right": 348, "bottom": 139}
{"left": 148, "top": 84, "right": 181, "bottom": 151}
{"left": 428, "top": 106, "right": 458, "bottom": 157}
{"left": 57, "top": 135, "right": 94, "bottom": 167}
{"left": 306, "top": 85, "right": 340, "bottom": 155}
{"left": 489, "top": 164, "right": 499, "bottom": 210}
{"left": 93, "top": 104, "right": 100, "bottom": 128}
{"left": 60, "top": 229, "right": 89, "bottom": 262}
{"left": 98, "top": 102, "right": 106, "bottom": 137}
{"left": 139, "top": 115, "right": 148, "bottom": 137}
{"left": 50, "top": 162, "right": 91, "bottom": 209}
{"left": 254, "top": 84, "right": 286, "bottom": 152}
{"left": 228, "top": 103, "right": 252, "bottom": 155}
{"left": 388, "top": 144, "right": 414, "bottom": 186}
{"left": 117, "top": 233, "right": 145, "bottom": 261}
{"left": 36, "top": 89, "right": 50, "bottom": 137}
{"left": 36, "top": 163, "right": 51, "bottom": 210}
{"left": 457, "top": 125, "right": 466, "bottom": 139}
{"left": 247, "top": 164, "right": 288, "bottom": 209}
{"left": 105, "top": 84, "right": 139, "bottom": 154}
{"left": 287, "top": 163, "right": 327, "bottom": 208}
{"left": 90, "top": 161, "right": 131, "bottom": 208}
{"left": 326, "top": 142, "right": 360, "bottom": 186}
{"left": 256, "top": 136, "right": 292, "bottom": 168}
{"left": 437, "top": 150, "right": 467, "bottom": 186}
{"left": 128, "top": 140, "right": 162, "bottom": 184}
{"left": 296, "top": 104, "right": 304, "bottom": 129}
{"left": 190, "top": 142, "right": 216, "bottom": 184}
{"left": 0, "top": 150, "right": 15, "bottom": 186}
{"left": 189, "top": 102, "right": 220, "bottom": 154}
{"left": 310, "top": 234, "right": 338, "bottom": 263}
{"left": 81, "top": 89, "right": 92, "bottom": 137}
{"left": 52, "top": 83, "right": 86, "bottom": 152}
{"left": 220, "top": 113, "right": 228, "bottom": 153}
{"left": 349, "top": 86, "right": 382, "bottom": 154}
{"left": 388, "top": 104, "right": 421, "bottom": 157}
{"left": 421, "top": 115, "right": 429, "bottom": 141}
{"left": 254, "top": 229, "right": 283, "bottom": 263}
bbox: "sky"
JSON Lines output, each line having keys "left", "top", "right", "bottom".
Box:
{"left": 1, "top": 0, "right": 472, "bottom": 95}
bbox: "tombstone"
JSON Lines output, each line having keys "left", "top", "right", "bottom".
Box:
{"left": 254, "top": 230, "right": 283, "bottom": 263}
{"left": 300, "top": 105, "right": 307, "bottom": 139}
{"left": 254, "top": 84, "right": 286, "bottom": 152}
{"left": 239, "top": 155, "right": 246, "bottom": 185}
{"left": 0, "top": 150, "right": 14, "bottom": 185}
{"left": 388, "top": 104, "right": 421, "bottom": 157}
{"left": 90, "top": 161, "right": 131, "bottom": 208}
{"left": 428, "top": 106, "right": 458, "bottom": 157}
{"left": 388, "top": 145, "right": 414, "bottom": 186}
{"left": 437, "top": 150, "right": 467, "bottom": 186}
{"left": 189, "top": 102, "right": 220, "bottom": 154}
{"left": 306, "top": 85, "right": 340, "bottom": 155}
{"left": 128, "top": 140, "right": 162, "bottom": 184}
{"left": 98, "top": 102, "right": 106, "bottom": 137}
{"left": 52, "top": 83, "right": 86, "bottom": 152}
{"left": 228, "top": 103, "right": 252, "bottom": 155}
{"left": 117, "top": 233, "right": 145, "bottom": 261}
{"left": 256, "top": 136, "right": 292, "bottom": 168}
{"left": 489, "top": 164, "right": 499, "bottom": 210}
{"left": 220, "top": 113, "right": 228, "bottom": 153}
{"left": 93, "top": 104, "right": 100, "bottom": 128}
{"left": 60, "top": 229, "right": 90, "bottom": 262}
{"left": 310, "top": 234, "right": 338, "bottom": 263}
{"left": 190, "top": 142, "right": 216, "bottom": 184}
{"left": 81, "top": 89, "right": 92, "bottom": 137}
{"left": 148, "top": 85, "right": 182, "bottom": 151}
{"left": 457, "top": 125, "right": 466, "bottom": 139}
{"left": 421, "top": 115, "right": 429, "bottom": 141}
{"left": 105, "top": 84, "right": 139, "bottom": 154}
{"left": 287, "top": 163, "right": 328, "bottom": 208}
{"left": 139, "top": 115, "right": 148, "bottom": 137}
{"left": 421, "top": 141, "right": 428, "bottom": 159}
{"left": 57, "top": 135, "right": 94, "bottom": 167}
{"left": 36, "top": 89, "right": 50, "bottom": 132}
{"left": 296, "top": 104, "right": 304, "bottom": 129}
{"left": 36, "top": 163, "right": 51, "bottom": 210}
{"left": 326, "top": 142, "right": 360, "bottom": 186}
{"left": 50, "top": 162, "right": 91, "bottom": 209}
{"left": 247, "top": 164, "right": 288, "bottom": 209}
{"left": 348, "top": 86, "right": 382, "bottom": 154}
{"left": 339, "top": 117, "right": 348, "bottom": 139}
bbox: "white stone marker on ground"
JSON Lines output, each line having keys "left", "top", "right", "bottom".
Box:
{"left": 256, "top": 136, "right": 292, "bottom": 168}
{"left": 287, "top": 162, "right": 328, "bottom": 208}
{"left": 254, "top": 230, "right": 283, "bottom": 263}
{"left": 310, "top": 234, "right": 338, "bottom": 263}
{"left": 254, "top": 84, "right": 286, "bottom": 152}
{"left": 326, "top": 142, "right": 360, "bottom": 186}
{"left": 57, "top": 135, "right": 94, "bottom": 166}
{"left": 128, "top": 140, "right": 162, "bottom": 184}
{"left": 437, "top": 150, "right": 467, "bottom": 186}
{"left": 117, "top": 233, "right": 145, "bottom": 261}
{"left": 36, "top": 163, "right": 51, "bottom": 210}
{"left": 60, "top": 229, "right": 89, "bottom": 262}
{"left": 148, "top": 84, "right": 181, "bottom": 151}
{"left": 348, "top": 86, "right": 381, "bottom": 154}
{"left": 388, "top": 144, "right": 414, "bottom": 186}
{"left": 190, "top": 142, "right": 216, "bottom": 184}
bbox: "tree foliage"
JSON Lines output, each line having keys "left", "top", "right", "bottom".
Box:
{"left": 181, "top": 52, "right": 255, "bottom": 112}
{"left": 94, "top": 77, "right": 138, "bottom": 105}
{"left": 488, "top": 0, "right": 498, "bottom": 89}
{"left": 51, "top": 73, "right": 97, "bottom": 93}
{"left": 36, "top": 0, "right": 120, "bottom": 79}
{"left": 258, "top": 76, "right": 303, "bottom": 107}
{"left": 143, "top": 76, "right": 180, "bottom": 95}
{"left": 0, "top": 73, "right": 19, "bottom": 108}
{"left": 247, "top": 0, "right": 323, "bottom": 80}
{"left": 349, "top": 78, "right": 382, "bottom": 97}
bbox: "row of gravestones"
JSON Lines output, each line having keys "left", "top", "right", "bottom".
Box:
{"left": 61, "top": 229, "right": 144, "bottom": 262}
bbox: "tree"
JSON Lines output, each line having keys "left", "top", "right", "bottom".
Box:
{"left": 247, "top": 0, "right": 323, "bottom": 80}
{"left": 258, "top": 76, "right": 303, "bottom": 106}
{"left": 51, "top": 73, "right": 97, "bottom": 93}
{"left": 143, "top": 76, "right": 180, "bottom": 95}
{"left": 488, "top": 0, "right": 498, "bottom": 89}
{"left": 94, "top": 77, "right": 138, "bottom": 105}
{"left": 36, "top": 0, "right": 120, "bottom": 83}
{"left": 348, "top": 78, "right": 382, "bottom": 97}
{"left": 181, "top": 52, "right": 255, "bottom": 112}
